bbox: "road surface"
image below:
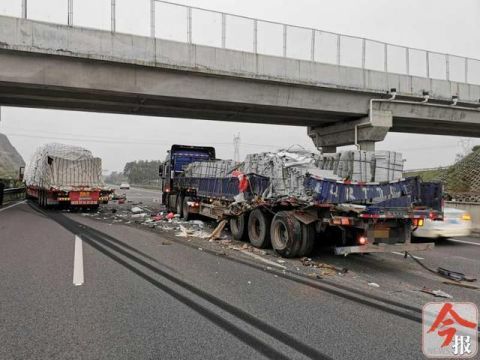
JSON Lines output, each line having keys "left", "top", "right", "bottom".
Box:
{"left": 1, "top": 194, "right": 479, "bottom": 359}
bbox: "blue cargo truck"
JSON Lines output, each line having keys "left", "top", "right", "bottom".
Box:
{"left": 160, "top": 145, "right": 443, "bottom": 258}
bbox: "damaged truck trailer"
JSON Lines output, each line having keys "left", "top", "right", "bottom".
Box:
{"left": 160, "top": 145, "right": 443, "bottom": 258}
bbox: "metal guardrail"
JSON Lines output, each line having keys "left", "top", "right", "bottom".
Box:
{"left": 1, "top": 0, "right": 479, "bottom": 86}
{"left": 404, "top": 166, "right": 450, "bottom": 174}
{"left": 1, "top": 187, "right": 25, "bottom": 206}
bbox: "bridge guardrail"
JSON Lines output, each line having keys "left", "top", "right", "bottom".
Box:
{"left": 1, "top": 0, "right": 479, "bottom": 86}
{"left": 1, "top": 187, "right": 26, "bottom": 206}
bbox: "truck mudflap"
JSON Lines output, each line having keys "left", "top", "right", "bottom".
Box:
{"left": 334, "top": 241, "right": 434, "bottom": 255}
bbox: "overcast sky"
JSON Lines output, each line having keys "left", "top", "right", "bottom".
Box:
{"left": 0, "top": 0, "right": 479, "bottom": 172}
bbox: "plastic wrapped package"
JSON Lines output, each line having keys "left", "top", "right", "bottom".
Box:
{"left": 24, "top": 143, "right": 106, "bottom": 190}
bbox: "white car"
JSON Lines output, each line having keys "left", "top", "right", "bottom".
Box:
{"left": 119, "top": 183, "right": 130, "bottom": 190}
{"left": 413, "top": 208, "right": 472, "bottom": 239}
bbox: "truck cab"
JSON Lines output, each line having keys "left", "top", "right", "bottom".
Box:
{"left": 159, "top": 144, "right": 215, "bottom": 211}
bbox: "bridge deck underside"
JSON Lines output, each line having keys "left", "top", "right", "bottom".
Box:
{"left": 1, "top": 50, "right": 480, "bottom": 137}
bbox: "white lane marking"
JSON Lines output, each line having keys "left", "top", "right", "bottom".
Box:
{"left": 73, "top": 235, "right": 84, "bottom": 286}
{"left": 391, "top": 251, "right": 424, "bottom": 260}
{"left": 0, "top": 200, "right": 27, "bottom": 213}
{"left": 448, "top": 238, "right": 480, "bottom": 246}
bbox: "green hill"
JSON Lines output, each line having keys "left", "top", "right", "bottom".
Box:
{"left": 404, "top": 145, "right": 480, "bottom": 195}
{"left": 0, "top": 133, "right": 25, "bottom": 179}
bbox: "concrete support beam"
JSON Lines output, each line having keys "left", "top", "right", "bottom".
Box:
{"left": 320, "top": 146, "right": 337, "bottom": 154}
{"left": 358, "top": 141, "right": 375, "bottom": 151}
{"left": 308, "top": 110, "right": 392, "bottom": 150}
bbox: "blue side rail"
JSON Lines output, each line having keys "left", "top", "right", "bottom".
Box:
{"left": 174, "top": 174, "right": 270, "bottom": 201}
{"left": 304, "top": 176, "right": 442, "bottom": 209}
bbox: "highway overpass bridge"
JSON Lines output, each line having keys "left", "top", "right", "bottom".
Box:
{"left": 1, "top": 1, "right": 480, "bottom": 151}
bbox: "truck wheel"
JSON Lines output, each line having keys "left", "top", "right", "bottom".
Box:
{"left": 166, "top": 194, "right": 175, "bottom": 212}
{"left": 230, "top": 213, "right": 248, "bottom": 241}
{"left": 270, "top": 211, "right": 302, "bottom": 258}
{"left": 176, "top": 194, "right": 184, "bottom": 217}
{"left": 182, "top": 197, "right": 193, "bottom": 221}
{"left": 298, "top": 223, "right": 316, "bottom": 257}
{"left": 247, "top": 209, "right": 272, "bottom": 248}
{"left": 39, "top": 190, "right": 46, "bottom": 208}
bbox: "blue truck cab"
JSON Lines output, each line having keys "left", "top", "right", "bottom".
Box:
{"left": 160, "top": 144, "right": 215, "bottom": 212}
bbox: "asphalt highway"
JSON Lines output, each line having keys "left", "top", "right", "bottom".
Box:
{"left": 1, "top": 195, "right": 479, "bottom": 359}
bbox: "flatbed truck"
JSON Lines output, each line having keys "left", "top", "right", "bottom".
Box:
{"left": 160, "top": 145, "right": 443, "bottom": 257}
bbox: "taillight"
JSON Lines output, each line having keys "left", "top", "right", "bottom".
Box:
{"left": 357, "top": 236, "right": 368, "bottom": 245}
{"left": 462, "top": 213, "right": 472, "bottom": 221}
{"left": 413, "top": 218, "right": 424, "bottom": 227}
{"left": 165, "top": 188, "right": 170, "bottom": 193}
{"left": 332, "top": 217, "right": 352, "bottom": 226}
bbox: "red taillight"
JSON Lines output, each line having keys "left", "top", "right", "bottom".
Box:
{"left": 413, "top": 218, "right": 425, "bottom": 227}
{"left": 358, "top": 236, "right": 368, "bottom": 245}
{"left": 429, "top": 212, "right": 435, "bottom": 220}
{"left": 332, "top": 217, "right": 352, "bottom": 225}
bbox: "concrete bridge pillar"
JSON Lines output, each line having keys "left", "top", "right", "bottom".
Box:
{"left": 308, "top": 110, "right": 392, "bottom": 152}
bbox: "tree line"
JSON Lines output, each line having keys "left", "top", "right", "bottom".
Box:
{"left": 105, "top": 160, "right": 161, "bottom": 186}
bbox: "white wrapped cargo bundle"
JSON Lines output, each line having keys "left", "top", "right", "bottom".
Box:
{"left": 349, "top": 151, "right": 373, "bottom": 182}
{"left": 374, "top": 151, "right": 403, "bottom": 183}
{"left": 24, "top": 143, "right": 105, "bottom": 190}
{"left": 317, "top": 150, "right": 403, "bottom": 182}
{"left": 242, "top": 147, "right": 338, "bottom": 198}
{"left": 183, "top": 159, "right": 238, "bottom": 178}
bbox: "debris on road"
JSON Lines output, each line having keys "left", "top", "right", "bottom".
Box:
{"left": 209, "top": 220, "right": 227, "bottom": 240}
{"left": 111, "top": 192, "right": 127, "bottom": 201}
{"left": 437, "top": 267, "right": 477, "bottom": 282}
{"left": 131, "top": 206, "right": 144, "bottom": 213}
{"left": 176, "top": 225, "right": 211, "bottom": 239}
{"left": 239, "top": 250, "right": 287, "bottom": 269}
{"left": 131, "top": 213, "right": 147, "bottom": 218}
{"left": 368, "top": 282, "right": 380, "bottom": 288}
{"left": 420, "top": 287, "right": 453, "bottom": 299}
{"left": 300, "top": 257, "right": 348, "bottom": 275}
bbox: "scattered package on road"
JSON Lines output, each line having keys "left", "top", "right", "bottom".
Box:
{"left": 420, "top": 287, "right": 453, "bottom": 299}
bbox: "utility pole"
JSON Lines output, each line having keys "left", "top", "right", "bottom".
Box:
{"left": 233, "top": 133, "right": 240, "bottom": 162}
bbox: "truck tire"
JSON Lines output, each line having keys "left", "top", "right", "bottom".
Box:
{"left": 230, "top": 213, "right": 248, "bottom": 241}
{"left": 39, "top": 190, "right": 46, "bottom": 208}
{"left": 270, "top": 211, "right": 302, "bottom": 258}
{"left": 176, "top": 194, "right": 184, "bottom": 217}
{"left": 166, "top": 194, "right": 175, "bottom": 213}
{"left": 247, "top": 209, "right": 272, "bottom": 248}
{"left": 298, "top": 223, "right": 316, "bottom": 257}
{"left": 182, "top": 197, "right": 193, "bottom": 221}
